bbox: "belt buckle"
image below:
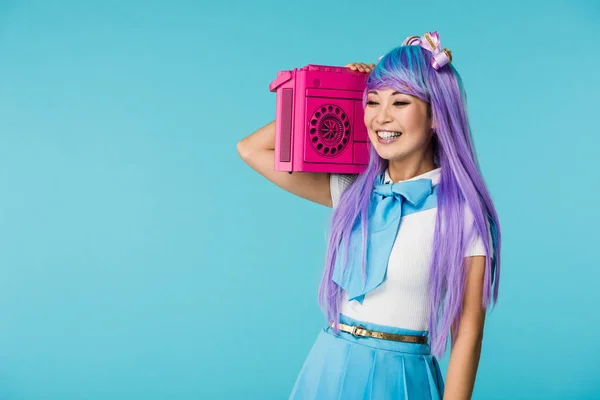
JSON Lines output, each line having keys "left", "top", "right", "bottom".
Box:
{"left": 351, "top": 325, "right": 365, "bottom": 336}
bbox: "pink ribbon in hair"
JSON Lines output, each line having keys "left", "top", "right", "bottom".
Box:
{"left": 402, "top": 31, "right": 453, "bottom": 70}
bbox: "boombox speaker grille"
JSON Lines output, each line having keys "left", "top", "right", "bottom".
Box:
{"left": 309, "top": 104, "right": 351, "bottom": 157}
{"left": 280, "top": 89, "right": 293, "bottom": 163}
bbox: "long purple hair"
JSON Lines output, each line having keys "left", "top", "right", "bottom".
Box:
{"left": 318, "top": 45, "right": 501, "bottom": 358}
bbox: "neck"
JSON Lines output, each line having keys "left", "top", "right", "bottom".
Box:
{"left": 387, "top": 148, "right": 437, "bottom": 182}
{"left": 387, "top": 161, "right": 437, "bottom": 182}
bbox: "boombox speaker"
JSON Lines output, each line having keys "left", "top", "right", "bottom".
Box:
{"left": 269, "top": 64, "right": 370, "bottom": 174}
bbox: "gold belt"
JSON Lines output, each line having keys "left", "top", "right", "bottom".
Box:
{"left": 329, "top": 322, "right": 428, "bottom": 344}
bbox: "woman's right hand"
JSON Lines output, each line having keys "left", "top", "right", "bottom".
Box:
{"left": 345, "top": 62, "right": 376, "bottom": 73}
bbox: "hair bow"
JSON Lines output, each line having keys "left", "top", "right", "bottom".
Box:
{"left": 377, "top": 31, "right": 452, "bottom": 70}
{"left": 402, "top": 31, "right": 453, "bottom": 70}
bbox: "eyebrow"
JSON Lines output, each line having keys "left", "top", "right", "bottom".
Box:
{"left": 367, "top": 90, "right": 403, "bottom": 95}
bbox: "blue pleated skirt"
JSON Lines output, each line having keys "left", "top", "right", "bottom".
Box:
{"left": 289, "top": 314, "right": 444, "bottom": 400}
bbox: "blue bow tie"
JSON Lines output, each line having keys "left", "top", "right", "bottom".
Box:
{"left": 332, "top": 175, "right": 438, "bottom": 303}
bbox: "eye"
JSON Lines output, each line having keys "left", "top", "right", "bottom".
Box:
{"left": 394, "top": 101, "right": 409, "bottom": 106}
{"left": 367, "top": 100, "right": 378, "bottom": 106}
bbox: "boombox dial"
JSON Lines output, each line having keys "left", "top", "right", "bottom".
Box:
{"left": 309, "top": 104, "right": 351, "bottom": 157}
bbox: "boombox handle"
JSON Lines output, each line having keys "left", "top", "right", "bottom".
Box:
{"left": 269, "top": 71, "right": 292, "bottom": 92}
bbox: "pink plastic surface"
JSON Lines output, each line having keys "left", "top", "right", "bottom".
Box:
{"left": 269, "top": 64, "right": 369, "bottom": 174}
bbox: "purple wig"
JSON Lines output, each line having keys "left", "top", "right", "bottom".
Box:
{"left": 318, "top": 45, "right": 501, "bottom": 358}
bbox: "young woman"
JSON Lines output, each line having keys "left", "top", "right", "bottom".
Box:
{"left": 237, "top": 31, "right": 501, "bottom": 400}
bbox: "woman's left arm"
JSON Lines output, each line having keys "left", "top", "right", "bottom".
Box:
{"left": 443, "top": 255, "right": 487, "bottom": 400}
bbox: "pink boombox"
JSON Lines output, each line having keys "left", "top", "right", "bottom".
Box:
{"left": 269, "top": 64, "right": 370, "bottom": 174}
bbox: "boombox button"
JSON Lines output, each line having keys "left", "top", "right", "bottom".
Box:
{"left": 324, "top": 67, "right": 331, "bottom": 72}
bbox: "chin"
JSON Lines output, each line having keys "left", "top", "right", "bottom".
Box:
{"left": 371, "top": 143, "right": 406, "bottom": 161}
{"left": 381, "top": 153, "right": 407, "bottom": 162}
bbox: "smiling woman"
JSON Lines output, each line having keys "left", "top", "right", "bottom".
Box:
{"left": 238, "top": 31, "right": 502, "bottom": 400}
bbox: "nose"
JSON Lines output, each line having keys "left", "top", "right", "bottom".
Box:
{"left": 375, "top": 104, "right": 393, "bottom": 125}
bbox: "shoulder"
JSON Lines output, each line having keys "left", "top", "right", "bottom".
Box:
{"left": 330, "top": 173, "right": 359, "bottom": 208}
{"left": 462, "top": 201, "right": 494, "bottom": 258}
{"left": 330, "top": 173, "right": 359, "bottom": 188}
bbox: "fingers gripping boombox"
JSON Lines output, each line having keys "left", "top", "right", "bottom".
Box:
{"left": 269, "top": 65, "right": 370, "bottom": 174}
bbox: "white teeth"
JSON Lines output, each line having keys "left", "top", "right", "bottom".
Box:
{"left": 377, "top": 131, "right": 402, "bottom": 139}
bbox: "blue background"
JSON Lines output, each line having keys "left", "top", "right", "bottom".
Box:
{"left": 0, "top": 0, "right": 598, "bottom": 399}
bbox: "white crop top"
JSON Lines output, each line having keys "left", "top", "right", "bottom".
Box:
{"left": 330, "top": 167, "right": 491, "bottom": 331}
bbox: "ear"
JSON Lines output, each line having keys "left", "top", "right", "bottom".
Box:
{"left": 430, "top": 121, "right": 437, "bottom": 136}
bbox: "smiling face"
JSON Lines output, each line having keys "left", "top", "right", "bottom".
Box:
{"left": 364, "top": 88, "right": 435, "bottom": 166}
